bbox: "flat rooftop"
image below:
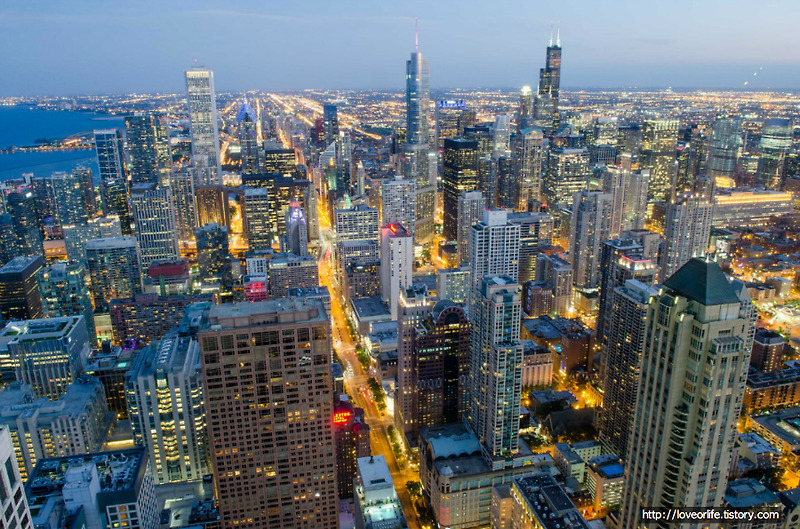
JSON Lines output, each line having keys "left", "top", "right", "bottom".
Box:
{"left": 205, "top": 298, "right": 327, "bottom": 329}
{"left": 514, "top": 474, "right": 591, "bottom": 529}
{"left": 351, "top": 297, "right": 390, "bottom": 319}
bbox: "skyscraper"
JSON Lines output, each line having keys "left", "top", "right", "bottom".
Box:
{"left": 706, "top": 115, "right": 742, "bottom": 180}
{"left": 493, "top": 114, "right": 512, "bottom": 157}
{"left": 6, "top": 188, "right": 43, "bottom": 256}
{"left": 94, "top": 129, "right": 126, "bottom": 182}
{"left": 126, "top": 306, "right": 211, "bottom": 485}
{"left": 0, "top": 256, "right": 44, "bottom": 321}
{"left": 467, "top": 275, "right": 523, "bottom": 464}
{"left": 413, "top": 300, "right": 471, "bottom": 428}
{"left": 168, "top": 166, "right": 198, "bottom": 242}
{"left": 195, "top": 185, "right": 229, "bottom": 229}
{"left": 238, "top": 97, "right": 260, "bottom": 175}
{"left": 100, "top": 177, "right": 132, "bottom": 234}
{"left": 568, "top": 191, "right": 614, "bottom": 289}
{"left": 196, "top": 223, "right": 232, "bottom": 289}
{"left": 62, "top": 215, "right": 123, "bottom": 264}
{"left": 380, "top": 224, "right": 413, "bottom": 320}
{"left": 456, "top": 190, "right": 485, "bottom": 265}
{"left": 543, "top": 147, "right": 590, "bottom": 207}
{"left": 199, "top": 299, "right": 338, "bottom": 529}
{"left": 534, "top": 34, "right": 562, "bottom": 133}
{"left": 659, "top": 192, "right": 713, "bottom": 281}
{"left": 37, "top": 261, "right": 96, "bottom": 342}
{"left": 602, "top": 165, "right": 649, "bottom": 233}
{"left": 129, "top": 184, "right": 179, "bottom": 270}
{"left": 620, "top": 259, "right": 754, "bottom": 528}
{"left": 395, "top": 285, "right": 433, "bottom": 437}
{"left": 243, "top": 188, "right": 272, "bottom": 250}
{"left": 0, "top": 425, "right": 32, "bottom": 529}
{"left": 495, "top": 156, "right": 517, "bottom": 209}
{"left": 443, "top": 138, "right": 479, "bottom": 241}
{"left": 406, "top": 46, "right": 430, "bottom": 146}
{"left": 50, "top": 171, "right": 88, "bottom": 227}
{"left": 283, "top": 200, "right": 309, "bottom": 256}
{"left": 756, "top": 118, "right": 793, "bottom": 190}
{"left": 518, "top": 86, "right": 533, "bottom": 131}
{"left": 125, "top": 113, "right": 159, "bottom": 185}
{"left": 509, "top": 211, "right": 554, "bottom": 283}
{"left": 323, "top": 103, "right": 339, "bottom": 146}
{"left": 0, "top": 316, "right": 89, "bottom": 400}
{"left": 435, "top": 100, "right": 466, "bottom": 149}
{"left": 85, "top": 237, "right": 143, "bottom": 310}
{"left": 185, "top": 67, "right": 222, "bottom": 185}
{"left": 381, "top": 176, "right": 416, "bottom": 238}
{"left": 641, "top": 118, "right": 679, "bottom": 202}
{"left": 403, "top": 41, "right": 435, "bottom": 244}
{"left": 73, "top": 165, "right": 97, "bottom": 219}
{"left": 512, "top": 128, "right": 544, "bottom": 209}
{"left": 598, "top": 279, "right": 658, "bottom": 458}
{"left": 468, "top": 209, "right": 521, "bottom": 307}
{"left": 595, "top": 238, "right": 657, "bottom": 344}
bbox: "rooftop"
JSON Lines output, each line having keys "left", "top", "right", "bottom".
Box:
{"left": 27, "top": 447, "right": 148, "bottom": 498}
{"left": 663, "top": 258, "right": 740, "bottom": 306}
{"left": 0, "top": 377, "right": 105, "bottom": 424}
{"left": 205, "top": 298, "right": 327, "bottom": 330}
{"left": 357, "top": 455, "right": 393, "bottom": 489}
{"left": 514, "top": 474, "right": 591, "bottom": 529}
{"left": 351, "top": 297, "right": 391, "bottom": 319}
{"left": 0, "top": 255, "right": 43, "bottom": 275}
{"left": 725, "top": 479, "right": 780, "bottom": 509}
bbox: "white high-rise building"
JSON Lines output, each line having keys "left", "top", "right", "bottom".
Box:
{"left": 185, "top": 67, "right": 222, "bottom": 185}
{"left": 457, "top": 190, "right": 485, "bottom": 265}
{"left": 381, "top": 176, "right": 416, "bottom": 238}
{"left": 467, "top": 275, "right": 523, "bottom": 467}
{"left": 659, "top": 192, "right": 713, "bottom": 281}
{"left": 129, "top": 183, "right": 179, "bottom": 270}
{"left": 569, "top": 190, "right": 614, "bottom": 289}
{"left": 468, "top": 209, "right": 521, "bottom": 312}
{"left": 0, "top": 425, "right": 31, "bottom": 529}
{"left": 380, "top": 224, "right": 413, "bottom": 320}
{"left": 602, "top": 165, "right": 649, "bottom": 233}
{"left": 493, "top": 114, "right": 512, "bottom": 157}
{"left": 512, "top": 128, "right": 544, "bottom": 208}
{"left": 620, "top": 259, "right": 754, "bottom": 528}
{"left": 126, "top": 317, "right": 211, "bottom": 485}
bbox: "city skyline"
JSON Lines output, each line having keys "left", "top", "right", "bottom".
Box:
{"left": 2, "top": 1, "right": 800, "bottom": 96}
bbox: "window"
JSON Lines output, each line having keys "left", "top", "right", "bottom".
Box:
{"left": 5, "top": 458, "right": 16, "bottom": 489}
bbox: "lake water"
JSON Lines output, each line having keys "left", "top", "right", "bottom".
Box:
{"left": 0, "top": 106, "right": 126, "bottom": 181}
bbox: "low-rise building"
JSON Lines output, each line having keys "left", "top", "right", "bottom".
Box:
{"left": 354, "top": 455, "right": 406, "bottom": 529}
{"left": 509, "top": 473, "right": 591, "bottom": 529}
{"left": 520, "top": 341, "right": 552, "bottom": 387}
{"left": 553, "top": 441, "right": 602, "bottom": 484}
{"left": 744, "top": 368, "right": 800, "bottom": 413}
{"left": 0, "top": 377, "right": 109, "bottom": 479}
{"left": 25, "top": 448, "right": 158, "bottom": 529}
{"left": 585, "top": 455, "right": 624, "bottom": 511}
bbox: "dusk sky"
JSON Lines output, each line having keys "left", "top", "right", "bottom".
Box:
{"left": 2, "top": 1, "right": 799, "bottom": 96}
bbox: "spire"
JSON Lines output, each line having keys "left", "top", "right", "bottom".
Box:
{"left": 549, "top": 25, "right": 553, "bottom": 47}
{"left": 556, "top": 26, "right": 561, "bottom": 47}
{"left": 415, "top": 17, "right": 419, "bottom": 52}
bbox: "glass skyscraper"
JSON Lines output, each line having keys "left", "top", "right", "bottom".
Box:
{"left": 185, "top": 67, "right": 222, "bottom": 185}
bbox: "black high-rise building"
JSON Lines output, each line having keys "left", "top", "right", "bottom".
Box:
{"left": 442, "top": 138, "right": 478, "bottom": 241}
{"left": 6, "top": 189, "right": 43, "bottom": 256}
{"left": 535, "top": 33, "right": 562, "bottom": 133}
{"left": 125, "top": 113, "right": 160, "bottom": 185}
{"left": 100, "top": 178, "right": 132, "bottom": 235}
{"left": 0, "top": 255, "right": 44, "bottom": 321}
{"left": 413, "top": 300, "right": 471, "bottom": 429}
{"left": 323, "top": 103, "right": 338, "bottom": 145}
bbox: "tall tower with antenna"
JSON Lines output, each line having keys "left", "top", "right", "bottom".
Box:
{"left": 535, "top": 27, "right": 562, "bottom": 134}
{"left": 403, "top": 18, "right": 435, "bottom": 243}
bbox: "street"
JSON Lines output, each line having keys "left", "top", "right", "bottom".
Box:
{"left": 317, "top": 212, "right": 422, "bottom": 529}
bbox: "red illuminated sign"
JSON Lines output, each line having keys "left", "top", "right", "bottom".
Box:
{"left": 333, "top": 411, "right": 352, "bottom": 425}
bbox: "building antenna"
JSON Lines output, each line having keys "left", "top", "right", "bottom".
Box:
{"left": 549, "top": 25, "right": 553, "bottom": 47}
{"left": 415, "top": 17, "right": 419, "bottom": 52}
{"left": 557, "top": 25, "right": 561, "bottom": 47}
